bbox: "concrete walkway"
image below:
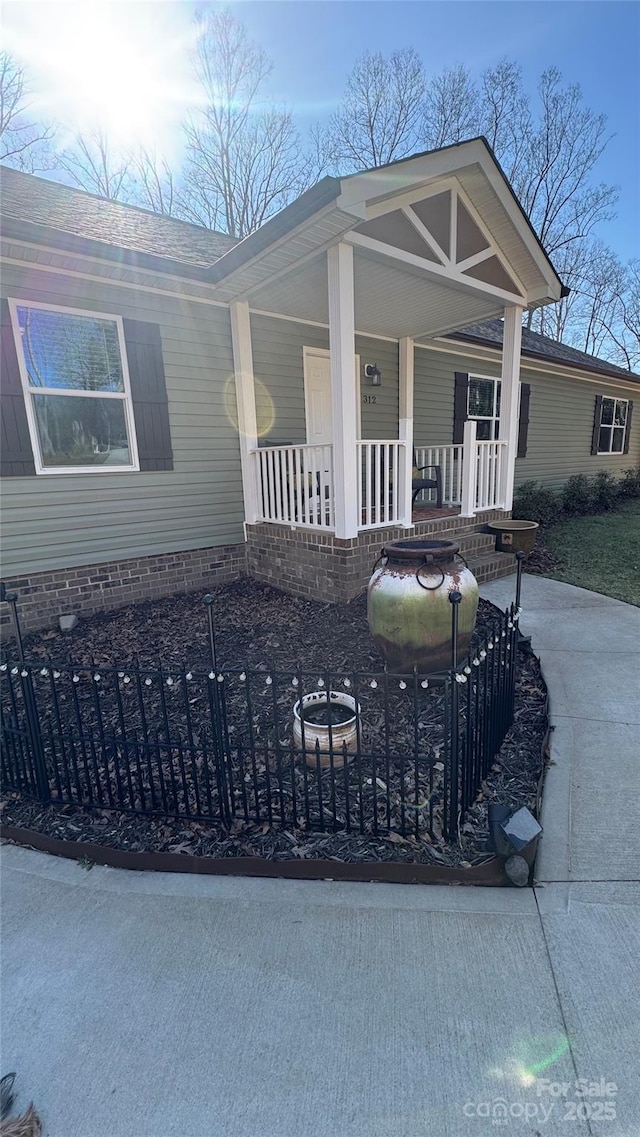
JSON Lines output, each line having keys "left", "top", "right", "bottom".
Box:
{"left": 2, "top": 575, "right": 639, "bottom": 1137}
{"left": 482, "top": 573, "right": 640, "bottom": 884}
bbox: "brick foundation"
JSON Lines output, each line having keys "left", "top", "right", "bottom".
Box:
{"left": 2, "top": 511, "right": 514, "bottom": 634}
{"left": 1, "top": 543, "right": 247, "bottom": 633}
{"left": 246, "top": 509, "right": 512, "bottom": 604}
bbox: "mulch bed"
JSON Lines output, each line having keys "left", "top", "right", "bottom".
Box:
{"left": 1, "top": 581, "right": 548, "bottom": 870}
{"left": 9, "top": 579, "right": 509, "bottom": 671}
{"left": 523, "top": 537, "right": 564, "bottom": 575}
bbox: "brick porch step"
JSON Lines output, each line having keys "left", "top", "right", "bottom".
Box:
{"left": 457, "top": 531, "right": 500, "bottom": 557}
{"left": 466, "top": 549, "right": 516, "bottom": 584}
{"left": 409, "top": 509, "right": 516, "bottom": 578}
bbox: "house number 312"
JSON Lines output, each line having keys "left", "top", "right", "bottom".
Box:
{"left": 362, "top": 394, "right": 377, "bottom": 404}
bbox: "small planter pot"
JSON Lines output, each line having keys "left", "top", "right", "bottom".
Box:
{"left": 486, "top": 520, "right": 539, "bottom": 556}
{"left": 292, "top": 690, "right": 359, "bottom": 768}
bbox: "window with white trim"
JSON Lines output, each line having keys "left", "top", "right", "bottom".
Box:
{"left": 468, "top": 375, "right": 501, "bottom": 440}
{"left": 597, "top": 397, "right": 628, "bottom": 454}
{"left": 10, "top": 300, "right": 139, "bottom": 474}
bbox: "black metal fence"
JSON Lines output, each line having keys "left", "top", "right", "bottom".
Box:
{"left": 1, "top": 580, "right": 523, "bottom": 844}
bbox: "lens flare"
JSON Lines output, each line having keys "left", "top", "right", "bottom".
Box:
{"left": 224, "top": 376, "right": 275, "bottom": 439}
{"left": 488, "top": 1033, "right": 572, "bottom": 1086}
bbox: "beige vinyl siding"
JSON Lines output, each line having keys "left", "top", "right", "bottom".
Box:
{"left": 250, "top": 313, "right": 400, "bottom": 443}
{"left": 515, "top": 365, "right": 639, "bottom": 488}
{"left": 1, "top": 262, "right": 245, "bottom": 577}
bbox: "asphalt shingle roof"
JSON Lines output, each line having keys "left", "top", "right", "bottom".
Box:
{"left": 1, "top": 166, "right": 635, "bottom": 383}
{"left": 0, "top": 166, "right": 237, "bottom": 267}
{"left": 451, "top": 319, "right": 638, "bottom": 383}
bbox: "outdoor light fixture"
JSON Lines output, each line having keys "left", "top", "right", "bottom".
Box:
{"left": 364, "top": 363, "right": 382, "bottom": 386}
{"left": 487, "top": 803, "right": 543, "bottom": 887}
{"left": 500, "top": 806, "right": 542, "bottom": 852}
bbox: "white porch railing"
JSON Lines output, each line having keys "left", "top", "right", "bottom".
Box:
{"left": 475, "top": 440, "right": 508, "bottom": 511}
{"left": 414, "top": 444, "right": 463, "bottom": 505}
{"left": 357, "top": 440, "right": 407, "bottom": 529}
{"left": 252, "top": 434, "right": 508, "bottom": 532}
{"left": 460, "top": 420, "right": 509, "bottom": 516}
{"left": 253, "top": 444, "right": 335, "bottom": 529}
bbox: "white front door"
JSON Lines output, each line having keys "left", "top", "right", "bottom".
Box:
{"left": 303, "top": 347, "right": 361, "bottom": 443}
{"left": 304, "top": 350, "right": 333, "bottom": 444}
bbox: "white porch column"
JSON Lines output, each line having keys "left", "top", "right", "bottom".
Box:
{"left": 328, "top": 243, "right": 359, "bottom": 538}
{"left": 460, "top": 419, "right": 478, "bottom": 517}
{"left": 230, "top": 300, "right": 259, "bottom": 525}
{"left": 398, "top": 336, "right": 415, "bottom": 528}
{"left": 499, "top": 304, "right": 524, "bottom": 511}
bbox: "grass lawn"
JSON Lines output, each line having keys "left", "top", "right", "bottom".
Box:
{"left": 542, "top": 499, "right": 640, "bottom": 606}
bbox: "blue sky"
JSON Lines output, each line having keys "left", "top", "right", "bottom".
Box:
{"left": 5, "top": 0, "right": 638, "bottom": 260}
{"left": 229, "top": 0, "right": 639, "bottom": 260}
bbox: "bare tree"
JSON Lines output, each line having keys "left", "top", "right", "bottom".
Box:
{"left": 323, "top": 48, "right": 426, "bottom": 171}
{"left": 421, "top": 62, "right": 618, "bottom": 270}
{"left": 514, "top": 69, "right": 617, "bottom": 260}
{"left": 577, "top": 244, "right": 626, "bottom": 359}
{"left": 57, "top": 127, "right": 136, "bottom": 201}
{"left": 0, "top": 51, "right": 56, "bottom": 171}
{"left": 584, "top": 255, "right": 640, "bottom": 371}
{"left": 479, "top": 60, "right": 532, "bottom": 193}
{"left": 423, "top": 65, "right": 479, "bottom": 150}
{"left": 327, "top": 53, "right": 621, "bottom": 349}
{"left": 531, "top": 241, "right": 639, "bottom": 371}
{"left": 181, "top": 8, "right": 311, "bottom": 237}
{"left": 132, "top": 147, "right": 178, "bottom": 215}
{"left": 617, "top": 260, "right": 640, "bottom": 369}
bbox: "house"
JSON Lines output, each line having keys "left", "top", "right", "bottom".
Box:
{"left": 0, "top": 139, "right": 637, "bottom": 631}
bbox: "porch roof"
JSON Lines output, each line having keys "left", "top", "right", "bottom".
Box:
{"left": 211, "top": 138, "right": 565, "bottom": 340}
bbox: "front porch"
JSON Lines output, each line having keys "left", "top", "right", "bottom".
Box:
{"left": 223, "top": 142, "right": 563, "bottom": 600}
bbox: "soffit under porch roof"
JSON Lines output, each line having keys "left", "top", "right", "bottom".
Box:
{"left": 248, "top": 247, "right": 505, "bottom": 340}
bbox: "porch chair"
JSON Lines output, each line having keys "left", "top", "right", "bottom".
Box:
{"left": 411, "top": 453, "right": 443, "bottom": 508}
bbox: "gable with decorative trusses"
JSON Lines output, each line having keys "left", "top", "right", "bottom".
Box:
{"left": 210, "top": 140, "right": 563, "bottom": 339}
{"left": 349, "top": 177, "right": 525, "bottom": 305}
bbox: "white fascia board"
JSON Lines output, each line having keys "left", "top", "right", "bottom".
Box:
{"left": 216, "top": 204, "right": 356, "bottom": 300}
{"left": 336, "top": 140, "right": 490, "bottom": 213}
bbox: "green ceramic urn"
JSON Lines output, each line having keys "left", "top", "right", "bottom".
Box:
{"left": 367, "top": 538, "right": 479, "bottom": 673}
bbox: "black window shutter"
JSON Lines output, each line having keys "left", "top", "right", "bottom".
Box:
{"left": 123, "top": 318, "right": 173, "bottom": 471}
{"left": 591, "top": 395, "right": 604, "bottom": 455}
{"left": 517, "top": 383, "right": 531, "bottom": 459}
{"left": 453, "top": 371, "right": 469, "bottom": 444}
{"left": 624, "top": 401, "right": 634, "bottom": 454}
{"left": 0, "top": 298, "right": 36, "bottom": 477}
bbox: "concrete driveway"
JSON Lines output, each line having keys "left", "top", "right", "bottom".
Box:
{"left": 2, "top": 574, "right": 639, "bottom": 1137}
